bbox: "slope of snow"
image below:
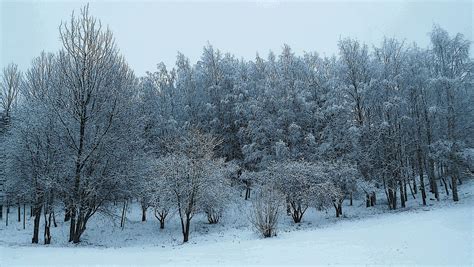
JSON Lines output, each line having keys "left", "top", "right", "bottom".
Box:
{"left": 1, "top": 195, "right": 472, "bottom": 266}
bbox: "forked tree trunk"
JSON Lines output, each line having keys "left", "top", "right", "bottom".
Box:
{"left": 154, "top": 208, "right": 168, "bottom": 229}
{"left": 72, "top": 218, "right": 82, "bottom": 243}
{"left": 44, "top": 209, "right": 52, "bottom": 244}
{"left": 181, "top": 215, "right": 191, "bottom": 243}
{"left": 71, "top": 206, "right": 91, "bottom": 244}
{"left": 334, "top": 201, "right": 343, "bottom": 217}
{"left": 32, "top": 204, "right": 42, "bottom": 244}
{"left": 69, "top": 206, "right": 92, "bottom": 244}
{"left": 290, "top": 202, "right": 306, "bottom": 223}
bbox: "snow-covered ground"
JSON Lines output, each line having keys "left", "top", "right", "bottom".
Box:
{"left": 1, "top": 184, "right": 473, "bottom": 266}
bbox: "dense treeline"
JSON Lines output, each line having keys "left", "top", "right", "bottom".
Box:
{"left": 0, "top": 5, "right": 473, "bottom": 244}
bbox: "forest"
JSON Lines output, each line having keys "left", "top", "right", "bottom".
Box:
{"left": 0, "top": 5, "right": 473, "bottom": 247}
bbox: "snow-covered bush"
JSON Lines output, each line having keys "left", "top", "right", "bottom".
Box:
{"left": 153, "top": 129, "right": 228, "bottom": 242}
{"left": 201, "top": 162, "right": 238, "bottom": 224}
{"left": 249, "top": 184, "right": 283, "bottom": 238}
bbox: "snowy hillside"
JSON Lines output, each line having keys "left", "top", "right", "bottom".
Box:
{"left": 1, "top": 184, "right": 472, "bottom": 266}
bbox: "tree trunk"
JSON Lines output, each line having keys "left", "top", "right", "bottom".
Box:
{"left": 182, "top": 215, "right": 191, "bottom": 243}
{"left": 350, "top": 192, "right": 353, "bottom": 206}
{"left": 334, "top": 201, "right": 342, "bottom": 217}
{"left": 383, "top": 177, "right": 390, "bottom": 209}
{"left": 245, "top": 186, "right": 251, "bottom": 200}
{"left": 64, "top": 207, "right": 71, "bottom": 222}
{"left": 120, "top": 200, "right": 127, "bottom": 228}
{"left": 44, "top": 210, "right": 52, "bottom": 245}
{"left": 32, "top": 204, "right": 42, "bottom": 244}
{"left": 69, "top": 111, "right": 86, "bottom": 242}
{"left": 412, "top": 164, "right": 418, "bottom": 195}
{"left": 71, "top": 207, "right": 89, "bottom": 244}
{"left": 452, "top": 174, "right": 459, "bottom": 202}
{"left": 72, "top": 212, "right": 83, "bottom": 244}
{"left": 52, "top": 210, "right": 57, "bottom": 227}
{"left": 428, "top": 159, "right": 439, "bottom": 201}
{"left": 5, "top": 204, "right": 8, "bottom": 226}
{"left": 408, "top": 181, "right": 416, "bottom": 199}
{"left": 68, "top": 207, "right": 76, "bottom": 242}
{"left": 141, "top": 205, "right": 147, "bottom": 222}
{"left": 0, "top": 204, "right": 3, "bottom": 219}
{"left": 286, "top": 196, "right": 291, "bottom": 216}
{"left": 424, "top": 104, "right": 439, "bottom": 201}
{"left": 23, "top": 203, "right": 26, "bottom": 230}
{"left": 387, "top": 180, "right": 397, "bottom": 210}
{"left": 154, "top": 209, "right": 168, "bottom": 229}
{"left": 442, "top": 177, "right": 449, "bottom": 196}
{"left": 403, "top": 180, "right": 408, "bottom": 202}
{"left": 417, "top": 149, "right": 427, "bottom": 205}
{"left": 17, "top": 202, "right": 21, "bottom": 222}
{"left": 393, "top": 186, "right": 397, "bottom": 209}
{"left": 290, "top": 203, "right": 306, "bottom": 223}
{"left": 400, "top": 180, "right": 406, "bottom": 208}
{"left": 370, "top": 192, "right": 376, "bottom": 206}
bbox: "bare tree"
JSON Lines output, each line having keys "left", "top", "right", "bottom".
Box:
{"left": 55, "top": 4, "right": 136, "bottom": 243}
{"left": 430, "top": 26, "right": 471, "bottom": 202}
{"left": 0, "top": 63, "right": 22, "bottom": 119}
{"left": 338, "top": 38, "right": 371, "bottom": 127}
{"left": 154, "top": 129, "right": 224, "bottom": 242}
{"left": 24, "top": 52, "right": 58, "bottom": 244}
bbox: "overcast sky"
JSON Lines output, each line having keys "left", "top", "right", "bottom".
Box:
{"left": 1, "top": 0, "right": 472, "bottom": 76}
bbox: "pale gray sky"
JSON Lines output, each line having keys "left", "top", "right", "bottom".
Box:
{"left": 1, "top": 0, "right": 472, "bottom": 76}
